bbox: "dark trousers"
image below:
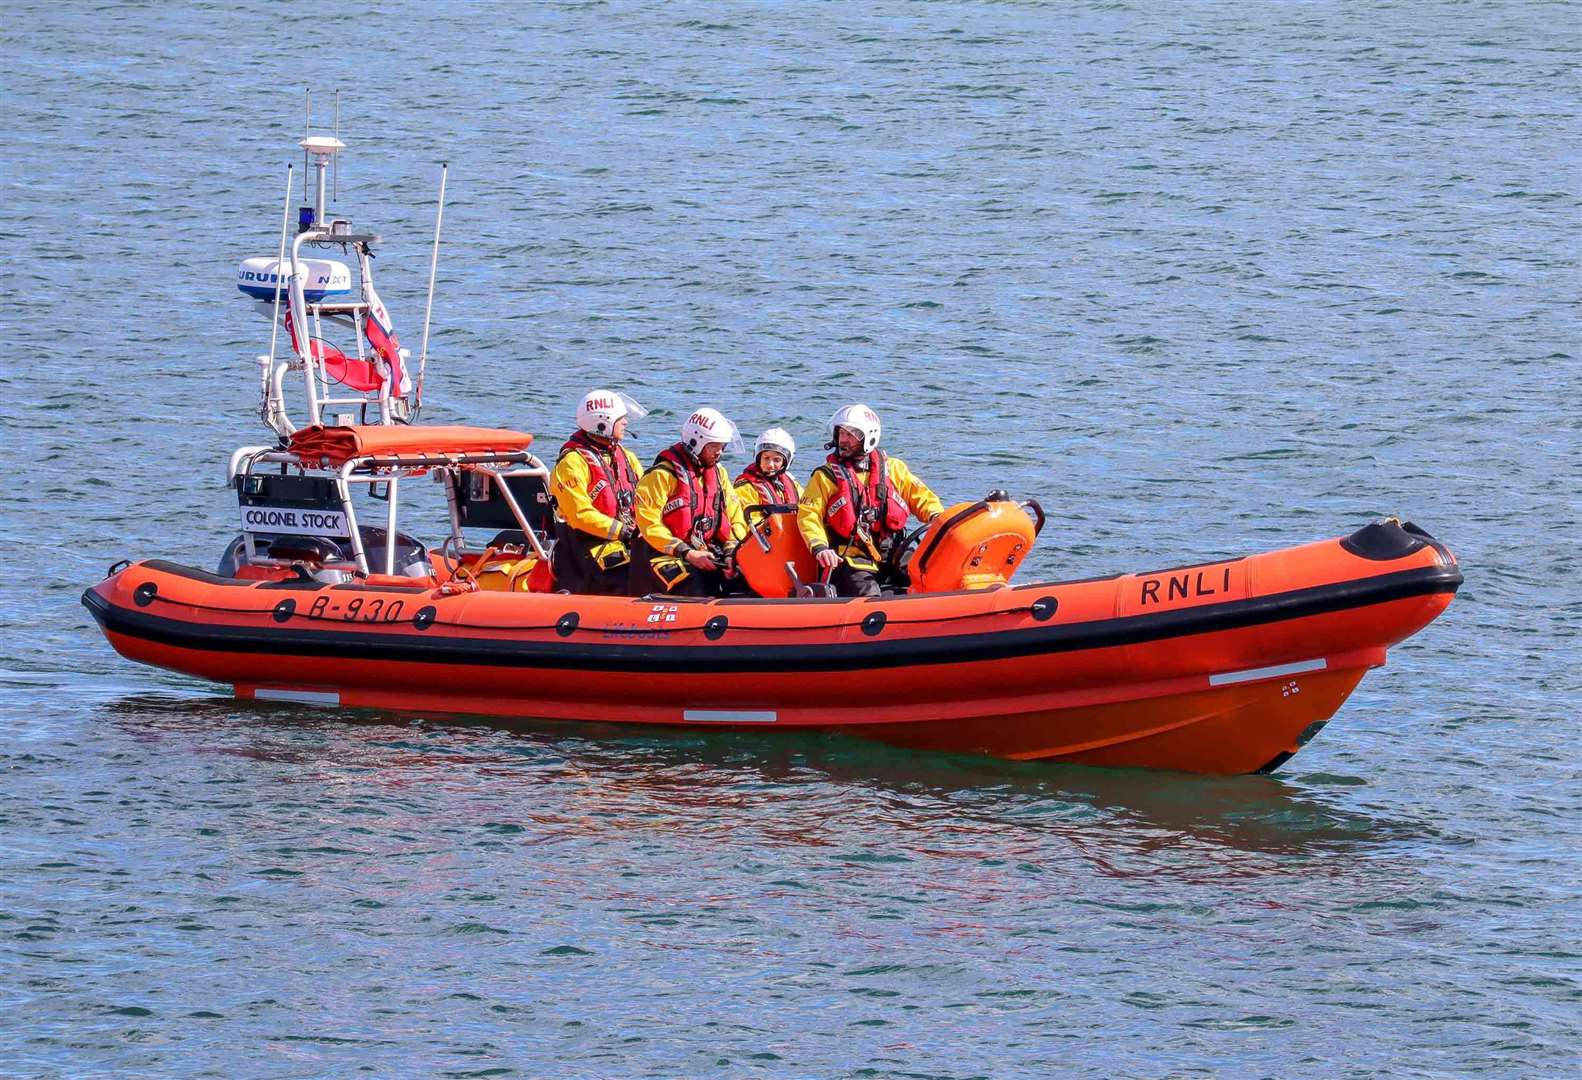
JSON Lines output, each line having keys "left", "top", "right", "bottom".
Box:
{"left": 830, "top": 562, "right": 885, "bottom": 597}
{"left": 551, "top": 524, "right": 631, "bottom": 596}
{"left": 629, "top": 541, "right": 730, "bottom": 598}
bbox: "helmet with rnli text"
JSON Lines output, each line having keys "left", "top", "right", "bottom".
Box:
{"left": 576, "top": 389, "right": 647, "bottom": 438}
{"left": 681, "top": 407, "right": 746, "bottom": 456}
{"left": 754, "top": 427, "right": 796, "bottom": 470}
{"left": 828, "top": 403, "right": 881, "bottom": 455}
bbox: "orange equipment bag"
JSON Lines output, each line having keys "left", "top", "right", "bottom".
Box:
{"left": 736, "top": 504, "right": 819, "bottom": 598}
{"left": 469, "top": 553, "right": 554, "bottom": 593}
{"left": 908, "top": 496, "right": 1043, "bottom": 593}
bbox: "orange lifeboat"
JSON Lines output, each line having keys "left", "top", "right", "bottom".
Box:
{"left": 148, "top": 133, "right": 1464, "bottom": 776}
{"left": 83, "top": 518, "right": 1461, "bottom": 774}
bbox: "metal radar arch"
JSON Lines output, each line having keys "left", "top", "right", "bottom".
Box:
{"left": 225, "top": 96, "right": 544, "bottom": 581}
{"left": 241, "top": 92, "right": 448, "bottom": 439}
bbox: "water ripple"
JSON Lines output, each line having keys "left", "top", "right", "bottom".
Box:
{"left": 2, "top": 0, "right": 1578, "bottom": 1075}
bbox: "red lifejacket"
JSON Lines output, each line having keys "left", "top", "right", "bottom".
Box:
{"left": 655, "top": 445, "right": 733, "bottom": 548}
{"left": 821, "top": 450, "right": 909, "bottom": 543}
{"left": 559, "top": 430, "right": 637, "bottom": 519}
{"left": 734, "top": 463, "right": 798, "bottom": 506}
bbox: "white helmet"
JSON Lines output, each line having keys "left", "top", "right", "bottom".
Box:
{"left": 829, "top": 403, "right": 881, "bottom": 455}
{"left": 755, "top": 427, "right": 796, "bottom": 470}
{"left": 577, "top": 389, "right": 647, "bottom": 438}
{"left": 681, "top": 407, "right": 745, "bottom": 455}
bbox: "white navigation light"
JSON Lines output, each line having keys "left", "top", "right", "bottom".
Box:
{"left": 299, "top": 136, "right": 348, "bottom": 230}
{"left": 299, "top": 135, "right": 346, "bottom": 157}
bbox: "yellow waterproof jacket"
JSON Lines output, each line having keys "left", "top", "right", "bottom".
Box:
{"left": 733, "top": 474, "right": 803, "bottom": 511}
{"left": 635, "top": 459, "right": 749, "bottom": 557}
{"left": 798, "top": 454, "right": 943, "bottom": 567}
{"left": 548, "top": 443, "right": 644, "bottom": 540}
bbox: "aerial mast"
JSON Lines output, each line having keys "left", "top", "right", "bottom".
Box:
{"left": 241, "top": 95, "right": 444, "bottom": 437}
{"left": 299, "top": 134, "right": 346, "bottom": 234}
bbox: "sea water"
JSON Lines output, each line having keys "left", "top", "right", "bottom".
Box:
{"left": 2, "top": 2, "right": 1577, "bottom": 1075}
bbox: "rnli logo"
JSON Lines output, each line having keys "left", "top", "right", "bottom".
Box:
{"left": 689, "top": 412, "right": 717, "bottom": 431}
{"left": 587, "top": 396, "right": 613, "bottom": 410}
{"left": 1139, "top": 565, "right": 1234, "bottom": 606}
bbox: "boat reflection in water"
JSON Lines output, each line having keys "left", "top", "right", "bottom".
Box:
{"left": 101, "top": 693, "right": 1408, "bottom": 865}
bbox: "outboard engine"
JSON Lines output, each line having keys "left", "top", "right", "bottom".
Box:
{"left": 344, "top": 525, "right": 431, "bottom": 577}
{"left": 225, "top": 469, "right": 430, "bottom": 580}
{"left": 218, "top": 526, "right": 430, "bottom": 580}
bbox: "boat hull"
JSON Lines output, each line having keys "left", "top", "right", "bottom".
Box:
{"left": 83, "top": 524, "right": 1460, "bottom": 773}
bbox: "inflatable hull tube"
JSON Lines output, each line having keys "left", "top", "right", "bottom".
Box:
{"left": 83, "top": 522, "right": 1461, "bottom": 774}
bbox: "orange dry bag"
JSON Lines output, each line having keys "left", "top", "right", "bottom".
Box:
{"left": 908, "top": 496, "right": 1043, "bottom": 593}
{"left": 736, "top": 505, "right": 819, "bottom": 598}
{"left": 472, "top": 554, "right": 553, "bottom": 592}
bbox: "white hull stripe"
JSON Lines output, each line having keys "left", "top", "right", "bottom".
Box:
{"left": 683, "top": 709, "right": 778, "bottom": 724}
{"left": 254, "top": 688, "right": 342, "bottom": 706}
{"left": 1208, "top": 657, "right": 1328, "bottom": 687}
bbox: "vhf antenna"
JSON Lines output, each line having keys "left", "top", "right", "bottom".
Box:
{"left": 295, "top": 90, "right": 345, "bottom": 232}
{"left": 302, "top": 89, "right": 311, "bottom": 202}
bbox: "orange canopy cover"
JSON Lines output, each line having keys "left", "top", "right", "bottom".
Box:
{"left": 288, "top": 425, "right": 535, "bottom": 467}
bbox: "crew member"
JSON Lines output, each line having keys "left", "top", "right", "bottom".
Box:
{"left": 547, "top": 389, "right": 645, "bottom": 595}
{"left": 798, "top": 403, "right": 943, "bottom": 597}
{"left": 631, "top": 407, "right": 749, "bottom": 597}
{"left": 733, "top": 427, "right": 802, "bottom": 511}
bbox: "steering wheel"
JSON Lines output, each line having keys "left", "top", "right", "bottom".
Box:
{"left": 883, "top": 520, "right": 933, "bottom": 588}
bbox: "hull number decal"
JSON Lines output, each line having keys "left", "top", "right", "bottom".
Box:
{"left": 306, "top": 596, "right": 406, "bottom": 623}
